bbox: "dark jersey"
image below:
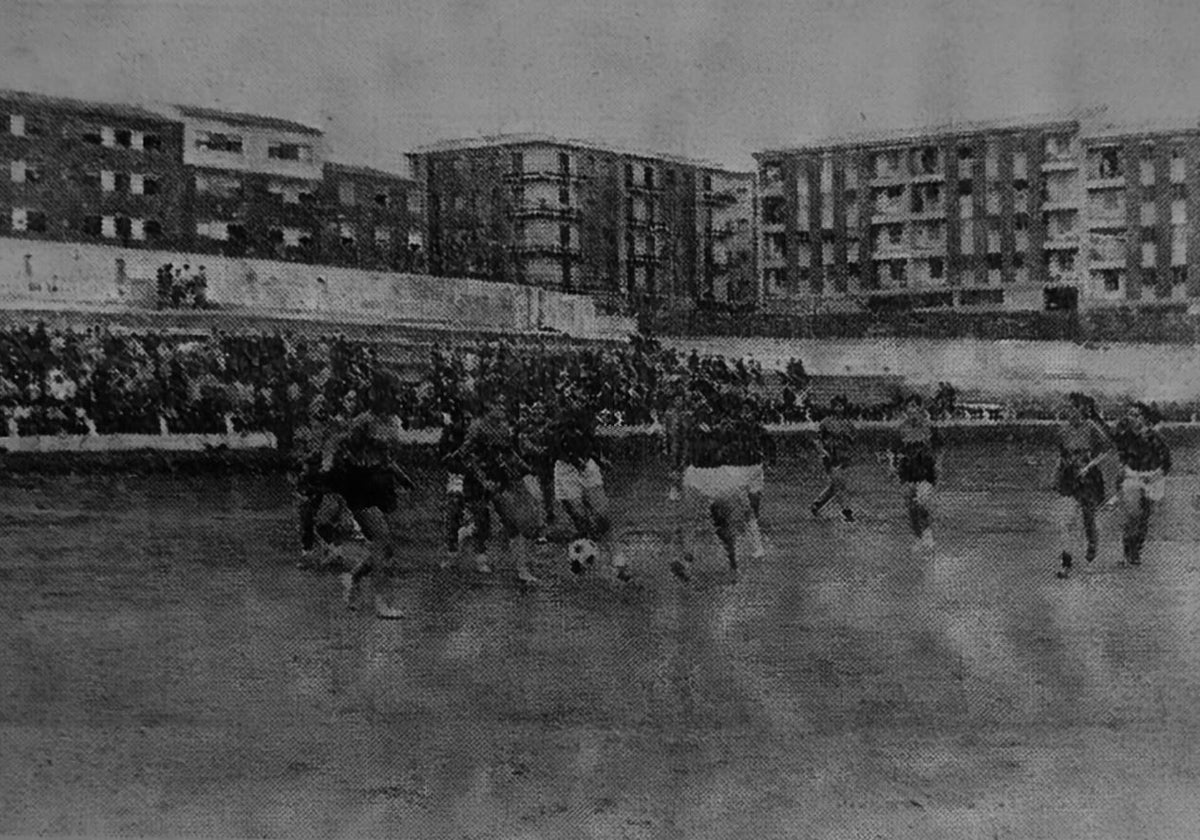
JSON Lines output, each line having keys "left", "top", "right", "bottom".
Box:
{"left": 893, "top": 411, "right": 941, "bottom": 485}
{"left": 547, "top": 407, "right": 600, "bottom": 467}
{"left": 725, "top": 412, "right": 773, "bottom": 467}
{"left": 1055, "top": 420, "right": 1108, "bottom": 503}
{"left": 1112, "top": 419, "right": 1172, "bottom": 473}
{"left": 458, "top": 412, "right": 529, "bottom": 488}
{"left": 438, "top": 413, "right": 469, "bottom": 474}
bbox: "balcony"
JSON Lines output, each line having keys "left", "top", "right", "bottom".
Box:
{"left": 625, "top": 180, "right": 663, "bottom": 195}
{"left": 1042, "top": 199, "right": 1081, "bottom": 213}
{"left": 513, "top": 242, "right": 581, "bottom": 258}
{"left": 504, "top": 169, "right": 590, "bottom": 184}
{"left": 1041, "top": 157, "right": 1079, "bottom": 172}
{"left": 511, "top": 203, "right": 580, "bottom": 221}
{"left": 1043, "top": 231, "right": 1081, "bottom": 249}
{"left": 701, "top": 189, "right": 739, "bottom": 206}
{"left": 1086, "top": 173, "right": 1126, "bottom": 190}
{"left": 626, "top": 216, "right": 669, "bottom": 232}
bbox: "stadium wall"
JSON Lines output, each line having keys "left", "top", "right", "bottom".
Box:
{"left": 666, "top": 335, "right": 1200, "bottom": 403}
{"left": 0, "top": 237, "right": 636, "bottom": 339}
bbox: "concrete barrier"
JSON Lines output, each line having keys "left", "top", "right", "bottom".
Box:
{"left": 665, "top": 335, "right": 1200, "bottom": 404}
{"left": 0, "top": 237, "right": 633, "bottom": 340}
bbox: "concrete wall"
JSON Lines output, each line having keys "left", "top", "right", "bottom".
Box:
{"left": 666, "top": 334, "right": 1200, "bottom": 403}
{"left": 0, "top": 236, "right": 637, "bottom": 339}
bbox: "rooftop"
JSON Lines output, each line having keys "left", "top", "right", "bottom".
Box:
{"left": 326, "top": 161, "right": 414, "bottom": 182}
{"left": 410, "top": 133, "right": 746, "bottom": 172}
{"left": 172, "top": 104, "right": 322, "bottom": 136}
{"left": 755, "top": 106, "right": 1108, "bottom": 157}
{"left": 0, "top": 88, "right": 174, "bottom": 124}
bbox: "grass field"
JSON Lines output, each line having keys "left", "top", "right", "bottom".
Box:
{"left": 3, "top": 442, "right": 1200, "bottom": 838}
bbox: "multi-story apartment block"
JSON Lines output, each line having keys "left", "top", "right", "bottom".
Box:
{"left": 754, "top": 112, "right": 1200, "bottom": 313}
{"left": 320, "top": 162, "right": 423, "bottom": 272}
{"left": 1078, "top": 124, "right": 1200, "bottom": 306}
{"left": 170, "top": 104, "right": 328, "bottom": 260}
{"left": 408, "top": 135, "right": 754, "bottom": 307}
{"left": 0, "top": 89, "right": 189, "bottom": 249}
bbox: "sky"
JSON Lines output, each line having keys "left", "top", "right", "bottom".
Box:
{"left": 2, "top": 0, "right": 1199, "bottom": 174}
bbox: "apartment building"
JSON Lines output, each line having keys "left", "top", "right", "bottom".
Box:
{"left": 754, "top": 113, "right": 1200, "bottom": 312}
{"left": 170, "top": 104, "right": 328, "bottom": 260}
{"left": 408, "top": 135, "right": 754, "bottom": 307}
{"left": 0, "top": 89, "right": 189, "bottom": 248}
{"left": 320, "top": 162, "right": 423, "bottom": 272}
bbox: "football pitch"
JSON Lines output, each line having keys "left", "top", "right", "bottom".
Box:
{"left": 3, "top": 440, "right": 1200, "bottom": 839}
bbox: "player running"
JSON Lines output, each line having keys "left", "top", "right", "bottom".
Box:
{"left": 726, "top": 393, "right": 773, "bottom": 559}
{"left": 811, "top": 394, "right": 857, "bottom": 523}
{"left": 1106, "top": 401, "right": 1172, "bottom": 566}
{"left": 670, "top": 385, "right": 750, "bottom": 584}
{"left": 1053, "top": 393, "right": 1110, "bottom": 579}
{"left": 890, "top": 394, "right": 942, "bottom": 552}
{"left": 548, "top": 397, "right": 631, "bottom": 581}
{"left": 296, "top": 377, "right": 415, "bottom": 617}
{"left": 437, "top": 396, "right": 472, "bottom": 567}
{"left": 455, "top": 392, "right": 546, "bottom": 584}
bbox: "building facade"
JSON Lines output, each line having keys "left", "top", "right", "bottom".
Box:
{"left": 172, "top": 104, "right": 328, "bottom": 261}
{"left": 408, "top": 135, "right": 754, "bottom": 308}
{"left": 320, "top": 163, "right": 423, "bottom": 272}
{"left": 0, "top": 90, "right": 190, "bottom": 250}
{"left": 754, "top": 114, "right": 1200, "bottom": 313}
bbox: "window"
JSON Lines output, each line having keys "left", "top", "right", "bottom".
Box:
{"left": 1013, "top": 252, "right": 1025, "bottom": 270}
{"left": 196, "top": 131, "right": 243, "bottom": 154}
{"left": 101, "top": 127, "right": 116, "bottom": 148}
{"left": 1013, "top": 152, "right": 1027, "bottom": 179}
{"left": 558, "top": 152, "right": 571, "bottom": 173}
{"left": 1173, "top": 266, "right": 1188, "bottom": 286}
{"left": 101, "top": 215, "right": 116, "bottom": 238}
{"left": 1143, "top": 242, "right": 1157, "bottom": 267}
{"left": 10, "top": 160, "right": 25, "bottom": 183}
{"left": 81, "top": 126, "right": 103, "bottom": 145}
{"left": 1141, "top": 202, "right": 1157, "bottom": 226}
{"left": 339, "top": 222, "right": 355, "bottom": 246}
{"left": 561, "top": 225, "right": 573, "bottom": 248}
{"left": 644, "top": 166, "right": 654, "bottom": 188}
{"left": 130, "top": 218, "right": 146, "bottom": 241}
{"left": 114, "top": 216, "right": 133, "bottom": 240}
{"left": 930, "top": 257, "right": 945, "bottom": 279}
{"left": 986, "top": 253, "right": 1003, "bottom": 271}
{"left": 196, "top": 220, "right": 230, "bottom": 241}
{"left": 958, "top": 145, "right": 975, "bottom": 161}
{"left": 1171, "top": 149, "right": 1186, "bottom": 183}
{"left": 374, "top": 227, "right": 391, "bottom": 246}
{"left": 101, "top": 170, "right": 115, "bottom": 192}
{"left": 339, "top": 182, "right": 356, "bottom": 206}
{"left": 143, "top": 176, "right": 160, "bottom": 196}
{"left": 143, "top": 133, "right": 162, "bottom": 152}
{"left": 558, "top": 186, "right": 570, "bottom": 205}
{"left": 82, "top": 215, "right": 102, "bottom": 235}
{"left": 374, "top": 192, "right": 389, "bottom": 209}
{"left": 114, "top": 172, "right": 131, "bottom": 193}
{"left": 114, "top": 129, "right": 132, "bottom": 148}
{"left": 144, "top": 219, "right": 162, "bottom": 239}
{"left": 510, "top": 151, "right": 523, "bottom": 173}
{"left": 267, "top": 143, "right": 312, "bottom": 162}
{"left": 9, "top": 114, "right": 25, "bottom": 136}
{"left": 1014, "top": 213, "right": 1029, "bottom": 231}
{"left": 1172, "top": 199, "right": 1187, "bottom": 225}
{"left": 1141, "top": 158, "right": 1156, "bottom": 186}
{"left": 10, "top": 208, "right": 27, "bottom": 232}
{"left": 958, "top": 179, "right": 973, "bottom": 197}
{"left": 196, "top": 172, "right": 241, "bottom": 197}
{"left": 1142, "top": 268, "right": 1158, "bottom": 287}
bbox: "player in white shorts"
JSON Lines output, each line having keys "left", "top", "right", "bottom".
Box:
{"left": 1104, "top": 401, "right": 1172, "bottom": 566}
{"left": 549, "top": 401, "right": 631, "bottom": 581}
{"left": 671, "top": 387, "right": 750, "bottom": 583}
{"left": 725, "top": 394, "right": 772, "bottom": 559}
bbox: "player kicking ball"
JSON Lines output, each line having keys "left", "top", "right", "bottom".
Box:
{"left": 549, "top": 400, "right": 631, "bottom": 582}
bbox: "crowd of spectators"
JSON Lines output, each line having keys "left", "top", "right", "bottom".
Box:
{"left": 155, "top": 263, "right": 211, "bottom": 310}
{"left": 1, "top": 324, "right": 1197, "bottom": 444}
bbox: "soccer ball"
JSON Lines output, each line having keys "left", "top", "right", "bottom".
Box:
{"left": 568, "top": 538, "right": 599, "bottom": 574}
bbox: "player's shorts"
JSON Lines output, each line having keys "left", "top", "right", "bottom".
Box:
{"left": 554, "top": 459, "right": 604, "bottom": 502}
{"left": 446, "top": 472, "right": 464, "bottom": 494}
{"left": 1122, "top": 467, "right": 1166, "bottom": 502}
{"left": 679, "top": 465, "right": 750, "bottom": 528}
{"left": 331, "top": 467, "right": 400, "bottom": 515}
{"left": 729, "top": 463, "right": 765, "bottom": 495}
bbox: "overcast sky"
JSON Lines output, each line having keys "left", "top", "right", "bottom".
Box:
{"left": 3, "top": 0, "right": 1199, "bottom": 173}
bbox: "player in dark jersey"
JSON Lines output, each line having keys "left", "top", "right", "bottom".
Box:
{"left": 890, "top": 394, "right": 942, "bottom": 552}
{"left": 548, "top": 398, "right": 631, "bottom": 581}
{"left": 811, "top": 394, "right": 857, "bottom": 523}
{"left": 455, "top": 393, "right": 546, "bottom": 583}
{"left": 1053, "top": 393, "right": 1110, "bottom": 578}
{"left": 437, "top": 396, "right": 472, "bottom": 567}
{"left": 1105, "top": 401, "right": 1172, "bottom": 566}
{"left": 297, "top": 378, "right": 415, "bottom": 617}
{"left": 726, "top": 394, "right": 773, "bottom": 559}
{"left": 671, "top": 386, "right": 750, "bottom": 583}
